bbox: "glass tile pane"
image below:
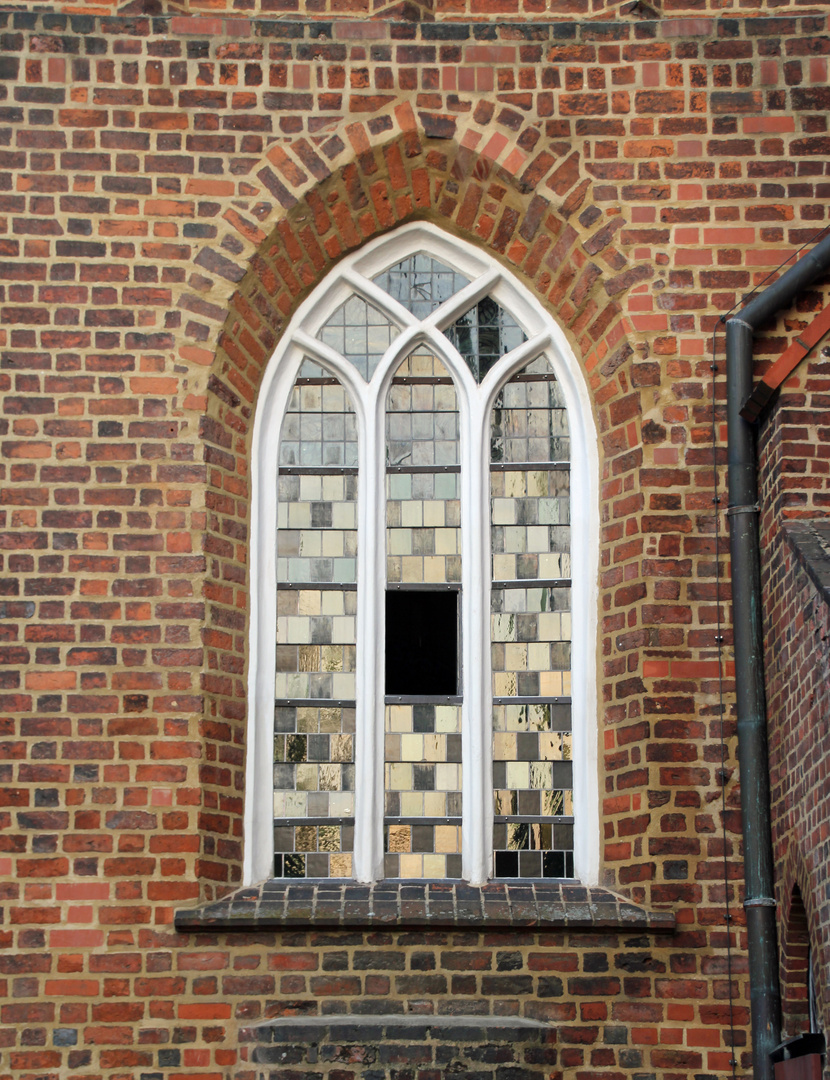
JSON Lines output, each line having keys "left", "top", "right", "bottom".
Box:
{"left": 444, "top": 296, "right": 527, "bottom": 383}
{"left": 275, "top": 366, "right": 359, "bottom": 879}
{"left": 386, "top": 351, "right": 461, "bottom": 586}
{"left": 491, "top": 358, "right": 569, "bottom": 464}
{"left": 298, "top": 358, "right": 326, "bottom": 378}
{"left": 490, "top": 356, "right": 573, "bottom": 880}
{"left": 278, "top": 370, "right": 359, "bottom": 469}
{"left": 273, "top": 697, "right": 356, "bottom": 879}
{"left": 317, "top": 295, "right": 399, "bottom": 381}
{"left": 491, "top": 587, "right": 571, "bottom": 699}
{"left": 384, "top": 703, "right": 462, "bottom": 880}
{"left": 277, "top": 471, "right": 358, "bottom": 587}
{"left": 373, "top": 254, "right": 470, "bottom": 320}
{"left": 384, "top": 347, "right": 462, "bottom": 879}
{"left": 275, "top": 588, "right": 356, "bottom": 700}
{"left": 490, "top": 470, "right": 571, "bottom": 583}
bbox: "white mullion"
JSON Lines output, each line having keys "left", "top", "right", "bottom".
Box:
{"left": 422, "top": 328, "right": 491, "bottom": 885}
{"left": 461, "top": 389, "right": 493, "bottom": 886}
{"left": 340, "top": 266, "right": 419, "bottom": 332}
{"left": 353, "top": 374, "right": 386, "bottom": 882}
{"left": 479, "top": 332, "right": 553, "bottom": 405}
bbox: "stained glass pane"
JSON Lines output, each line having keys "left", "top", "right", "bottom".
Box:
{"left": 490, "top": 356, "right": 574, "bottom": 880}
{"left": 384, "top": 703, "right": 462, "bottom": 879}
{"left": 373, "top": 254, "right": 470, "bottom": 320}
{"left": 318, "top": 295, "right": 398, "bottom": 381}
{"left": 444, "top": 296, "right": 526, "bottom": 383}
{"left": 491, "top": 470, "right": 570, "bottom": 583}
{"left": 386, "top": 350, "right": 461, "bottom": 587}
{"left": 491, "top": 357, "right": 569, "bottom": 464}
{"left": 384, "top": 349, "right": 462, "bottom": 878}
{"left": 274, "top": 367, "right": 358, "bottom": 879}
{"left": 273, "top": 697, "right": 355, "bottom": 879}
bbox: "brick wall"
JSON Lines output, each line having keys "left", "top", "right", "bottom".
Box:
{"left": 11, "top": 0, "right": 830, "bottom": 23}
{"left": 2, "top": 6, "right": 830, "bottom": 1077}
{"left": 756, "top": 245, "right": 830, "bottom": 1041}
{"left": 761, "top": 518, "right": 830, "bottom": 1044}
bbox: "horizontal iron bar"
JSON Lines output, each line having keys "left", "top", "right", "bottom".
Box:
{"left": 275, "top": 818, "right": 356, "bottom": 827}
{"left": 277, "top": 582, "right": 357, "bottom": 590}
{"left": 387, "top": 463, "right": 459, "bottom": 473}
{"left": 384, "top": 817, "right": 462, "bottom": 826}
{"left": 279, "top": 465, "right": 358, "bottom": 475}
{"left": 490, "top": 461, "right": 570, "bottom": 471}
{"left": 386, "top": 582, "right": 460, "bottom": 591}
{"left": 275, "top": 699, "right": 356, "bottom": 708}
{"left": 390, "top": 376, "right": 454, "bottom": 385}
{"left": 492, "top": 696, "right": 572, "bottom": 705}
{"left": 493, "top": 816, "right": 574, "bottom": 824}
{"left": 492, "top": 579, "right": 570, "bottom": 590}
{"left": 278, "top": 462, "right": 568, "bottom": 474}
{"left": 385, "top": 695, "right": 462, "bottom": 704}
{"left": 275, "top": 696, "right": 570, "bottom": 708}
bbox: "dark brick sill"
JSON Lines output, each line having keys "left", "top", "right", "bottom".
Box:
{"left": 175, "top": 880, "right": 676, "bottom": 933}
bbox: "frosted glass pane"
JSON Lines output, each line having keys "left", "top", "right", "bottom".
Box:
{"left": 318, "top": 295, "right": 398, "bottom": 381}
{"left": 373, "top": 254, "right": 469, "bottom": 320}
{"left": 279, "top": 373, "right": 358, "bottom": 469}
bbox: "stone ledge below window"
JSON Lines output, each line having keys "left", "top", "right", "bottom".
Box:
{"left": 175, "top": 881, "right": 676, "bottom": 933}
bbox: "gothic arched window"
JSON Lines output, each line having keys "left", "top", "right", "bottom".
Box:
{"left": 245, "top": 224, "right": 599, "bottom": 887}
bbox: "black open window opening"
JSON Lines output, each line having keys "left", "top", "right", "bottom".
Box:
{"left": 385, "top": 589, "right": 459, "bottom": 696}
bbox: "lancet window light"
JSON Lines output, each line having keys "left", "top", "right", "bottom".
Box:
{"left": 245, "top": 224, "right": 599, "bottom": 887}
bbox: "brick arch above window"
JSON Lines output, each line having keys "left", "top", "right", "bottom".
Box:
{"left": 193, "top": 124, "right": 647, "bottom": 896}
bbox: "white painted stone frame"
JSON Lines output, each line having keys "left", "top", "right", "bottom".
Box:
{"left": 244, "top": 222, "right": 600, "bottom": 887}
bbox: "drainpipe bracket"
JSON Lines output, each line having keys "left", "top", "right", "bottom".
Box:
{"left": 743, "top": 897, "right": 777, "bottom": 908}
{"left": 726, "top": 503, "right": 760, "bottom": 517}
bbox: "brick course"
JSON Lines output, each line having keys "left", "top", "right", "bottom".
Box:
{"left": 1, "top": 6, "right": 830, "bottom": 1078}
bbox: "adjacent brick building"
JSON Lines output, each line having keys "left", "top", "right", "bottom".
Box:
{"left": 1, "top": 0, "right": 829, "bottom": 1077}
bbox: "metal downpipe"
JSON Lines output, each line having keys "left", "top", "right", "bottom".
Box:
{"left": 724, "top": 228, "right": 830, "bottom": 1080}
{"left": 725, "top": 316, "right": 780, "bottom": 1080}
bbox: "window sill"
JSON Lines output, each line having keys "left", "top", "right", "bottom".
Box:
{"left": 175, "top": 880, "right": 675, "bottom": 933}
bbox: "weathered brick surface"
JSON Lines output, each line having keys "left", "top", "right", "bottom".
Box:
{"left": 756, "top": 269, "right": 830, "bottom": 1044}
{"left": 761, "top": 518, "right": 830, "bottom": 1043}
{"left": 1, "top": 7, "right": 830, "bottom": 1078}
{"left": 240, "top": 1016, "right": 557, "bottom": 1080}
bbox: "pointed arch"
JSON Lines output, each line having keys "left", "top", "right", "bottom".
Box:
{"left": 244, "top": 222, "right": 599, "bottom": 886}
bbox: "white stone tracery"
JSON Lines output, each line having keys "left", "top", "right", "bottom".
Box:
{"left": 244, "top": 222, "right": 599, "bottom": 886}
